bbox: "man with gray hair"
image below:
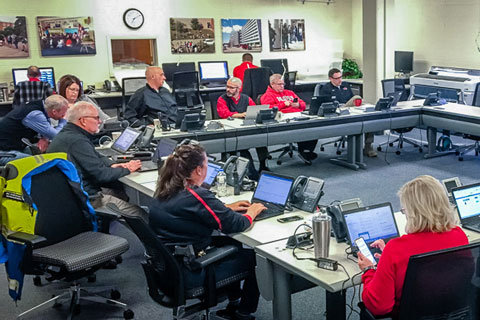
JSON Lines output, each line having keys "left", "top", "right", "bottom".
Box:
{"left": 13, "top": 65, "right": 54, "bottom": 107}
{"left": 0, "top": 94, "right": 69, "bottom": 165}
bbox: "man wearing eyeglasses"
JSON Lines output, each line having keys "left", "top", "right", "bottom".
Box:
{"left": 0, "top": 94, "right": 69, "bottom": 165}
{"left": 320, "top": 68, "right": 377, "bottom": 157}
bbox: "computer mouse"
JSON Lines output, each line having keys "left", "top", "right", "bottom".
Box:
{"left": 227, "top": 116, "right": 234, "bottom": 121}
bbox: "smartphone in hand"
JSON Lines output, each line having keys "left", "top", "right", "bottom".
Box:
{"left": 355, "top": 237, "right": 377, "bottom": 265}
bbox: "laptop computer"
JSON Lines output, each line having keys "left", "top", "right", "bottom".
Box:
{"left": 243, "top": 105, "right": 271, "bottom": 125}
{"left": 201, "top": 160, "right": 223, "bottom": 189}
{"left": 139, "top": 138, "right": 178, "bottom": 172}
{"left": 251, "top": 172, "right": 295, "bottom": 221}
{"left": 97, "top": 127, "right": 142, "bottom": 157}
{"left": 343, "top": 202, "right": 400, "bottom": 251}
{"left": 452, "top": 183, "right": 480, "bottom": 233}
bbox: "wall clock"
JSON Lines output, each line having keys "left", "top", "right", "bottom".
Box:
{"left": 123, "top": 8, "right": 144, "bottom": 30}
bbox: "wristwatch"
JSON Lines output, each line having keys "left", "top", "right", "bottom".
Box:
{"left": 363, "top": 265, "right": 377, "bottom": 273}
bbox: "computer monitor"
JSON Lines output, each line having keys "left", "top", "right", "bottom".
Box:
{"left": 12, "top": 67, "right": 56, "bottom": 91}
{"left": 260, "top": 59, "right": 288, "bottom": 75}
{"left": 197, "top": 61, "right": 229, "bottom": 85}
{"left": 394, "top": 51, "right": 414, "bottom": 73}
{"left": 162, "top": 62, "right": 196, "bottom": 84}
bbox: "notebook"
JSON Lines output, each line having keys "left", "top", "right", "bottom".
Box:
{"left": 201, "top": 160, "right": 223, "bottom": 189}
{"left": 452, "top": 183, "right": 480, "bottom": 233}
{"left": 343, "top": 202, "right": 400, "bottom": 249}
{"left": 251, "top": 172, "right": 295, "bottom": 221}
{"left": 97, "top": 127, "right": 142, "bottom": 157}
{"left": 139, "top": 138, "right": 178, "bottom": 172}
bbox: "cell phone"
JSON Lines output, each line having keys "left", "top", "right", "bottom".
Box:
{"left": 354, "top": 237, "right": 377, "bottom": 265}
{"left": 277, "top": 215, "right": 303, "bottom": 223}
{"left": 293, "top": 98, "right": 298, "bottom": 103}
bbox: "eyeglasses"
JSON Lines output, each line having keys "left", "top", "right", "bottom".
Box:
{"left": 226, "top": 85, "right": 240, "bottom": 90}
{"left": 331, "top": 76, "right": 343, "bottom": 80}
{"left": 67, "top": 87, "right": 80, "bottom": 92}
{"left": 273, "top": 82, "right": 285, "bottom": 86}
{"left": 82, "top": 115, "right": 100, "bottom": 121}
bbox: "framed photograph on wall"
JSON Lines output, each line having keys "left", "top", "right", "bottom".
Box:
{"left": 221, "top": 19, "right": 262, "bottom": 53}
{"left": 37, "top": 16, "right": 96, "bottom": 56}
{"left": 0, "top": 16, "right": 29, "bottom": 58}
{"left": 170, "top": 18, "right": 215, "bottom": 54}
{"left": 268, "top": 19, "right": 305, "bottom": 52}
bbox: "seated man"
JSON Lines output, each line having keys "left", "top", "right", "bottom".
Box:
{"left": 0, "top": 95, "right": 69, "bottom": 165}
{"left": 261, "top": 74, "right": 318, "bottom": 165}
{"left": 124, "top": 66, "right": 178, "bottom": 127}
{"left": 233, "top": 53, "right": 258, "bottom": 83}
{"left": 319, "top": 68, "right": 377, "bottom": 157}
{"left": 13, "top": 65, "right": 53, "bottom": 108}
{"left": 217, "top": 77, "right": 270, "bottom": 175}
{"left": 47, "top": 102, "right": 145, "bottom": 219}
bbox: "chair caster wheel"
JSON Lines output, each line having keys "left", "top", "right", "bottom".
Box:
{"left": 88, "top": 274, "right": 96, "bottom": 283}
{"left": 334, "top": 143, "right": 338, "bottom": 147}
{"left": 33, "top": 276, "right": 42, "bottom": 286}
{"left": 115, "top": 256, "right": 123, "bottom": 264}
{"left": 389, "top": 143, "right": 394, "bottom": 147}
{"left": 124, "top": 309, "right": 135, "bottom": 319}
{"left": 377, "top": 147, "right": 382, "bottom": 151}
{"left": 111, "top": 289, "right": 121, "bottom": 300}
{"left": 277, "top": 160, "right": 282, "bottom": 165}
{"left": 395, "top": 151, "right": 401, "bottom": 155}
{"left": 267, "top": 155, "right": 272, "bottom": 160}
{"left": 455, "top": 150, "right": 460, "bottom": 156}
{"left": 459, "top": 157, "right": 464, "bottom": 161}
{"left": 419, "top": 148, "right": 423, "bottom": 153}
{"left": 288, "top": 152, "right": 293, "bottom": 157}
{"left": 336, "top": 151, "right": 341, "bottom": 155}
{"left": 320, "top": 147, "right": 325, "bottom": 151}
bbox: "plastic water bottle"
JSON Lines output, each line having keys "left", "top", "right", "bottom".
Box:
{"left": 216, "top": 169, "right": 228, "bottom": 197}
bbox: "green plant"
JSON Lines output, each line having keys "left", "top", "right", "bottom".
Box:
{"left": 342, "top": 59, "right": 363, "bottom": 79}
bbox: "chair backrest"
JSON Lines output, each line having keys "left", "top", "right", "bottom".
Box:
{"left": 284, "top": 71, "right": 297, "bottom": 91}
{"left": 208, "top": 92, "right": 223, "bottom": 120}
{"left": 173, "top": 71, "right": 203, "bottom": 107}
{"left": 242, "top": 67, "right": 272, "bottom": 100}
{"left": 472, "top": 82, "right": 480, "bottom": 107}
{"left": 313, "top": 83, "right": 324, "bottom": 97}
{"left": 122, "top": 77, "right": 147, "bottom": 116}
{"left": 398, "top": 242, "right": 480, "bottom": 319}
{"left": 382, "top": 78, "right": 408, "bottom": 101}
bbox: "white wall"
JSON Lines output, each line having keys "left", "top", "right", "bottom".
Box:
{"left": 0, "top": 0, "right": 356, "bottom": 89}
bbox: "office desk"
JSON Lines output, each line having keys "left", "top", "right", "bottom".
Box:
{"left": 254, "top": 213, "right": 480, "bottom": 320}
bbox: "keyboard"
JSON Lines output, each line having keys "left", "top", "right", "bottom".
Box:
{"left": 97, "top": 148, "right": 120, "bottom": 157}
{"left": 254, "top": 202, "right": 285, "bottom": 221}
{"left": 138, "top": 160, "right": 158, "bottom": 172}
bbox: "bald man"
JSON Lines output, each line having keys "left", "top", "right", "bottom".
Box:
{"left": 124, "top": 66, "right": 178, "bottom": 127}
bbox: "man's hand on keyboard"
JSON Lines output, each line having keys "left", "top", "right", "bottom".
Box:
{"left": 226, "top": 200, "right": 251, "bottom": 212}
{"left": 245, "top": 203, "right": 267, "bottom": 221}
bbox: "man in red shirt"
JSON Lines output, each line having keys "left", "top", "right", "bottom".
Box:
{"left": 260, "top": 74, "right": 317, "bottom": 165}
{"left": 233, "top": 53, "right": 258, "bottom": 83}
{"left": 217, "top": 77, "right": 269, "bottom": 174}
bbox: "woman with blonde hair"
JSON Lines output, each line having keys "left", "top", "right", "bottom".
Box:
{"left": 357, "top": 175, "right": 468, "bottom": 317}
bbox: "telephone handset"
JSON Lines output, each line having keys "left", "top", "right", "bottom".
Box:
{"left": 103, "top": 79, "right": 120, "bottom": 92}
{"left": 223, "top": 156, "right": 250, "bottom": 187}
{"left": 289, "top": 175, "right": 325, "bottom": 213}
{"left": 326, "top": 198, "right": 363, "bottom": 243}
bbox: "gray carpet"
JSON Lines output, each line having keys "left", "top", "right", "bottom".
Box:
{"left": 2, "top": 129, "right": 479, "bottom": 320}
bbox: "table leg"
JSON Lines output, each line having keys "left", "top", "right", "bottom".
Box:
{"left": 355, "top": 134, "right": 367, "bottom": 169}
{"left": 326, "top": 290, "right": 346, "bottom": 320}
{"left": 424, "top": 127, "right": 457, "bottom": 159}
{"left": 329, "top": 135, "right": 361, "bottom": 170}
{"left": 272, "top": 264, "right": 292, "bottom": 320}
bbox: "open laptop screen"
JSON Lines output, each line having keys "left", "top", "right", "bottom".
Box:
{"left": 452, "top": 183, "right": 480, "bottom": 220}
{"left": 152, "top": 138, "right": 177, "bottom": 163}
{"left": 111, "top": 127, "right": 141, "bottom": 153}
{"left": 343, "top": 203, "right": 399, "bottom": 246}
{"left": 203, "top": 161, "right": 223, "bottom": 188}
{"left": 252, "top": 172, "right": 294, "bottom": 206}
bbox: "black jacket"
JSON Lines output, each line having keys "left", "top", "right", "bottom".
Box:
{"left": 149, "top": 186, "right": 252, "bottom": 252}
{"left": 319, "top": 82, "right": 354, "bottom": 104}
{"left": 47, "top": 122, "right": 129, "bottom": 195}
{"left": 125, "top": 84, "right": 178, "bottom": 127}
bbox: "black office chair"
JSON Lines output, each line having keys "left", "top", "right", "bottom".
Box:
{"left": 208, "top": 91, "right": 223, "bottom": 120}
{"left": 377, "top": 79, "right": 422, "bottom": 155}
{"left": 359, "top": 242, "right": 480, "bottom": 319}
{"left": 107, "top": 204, "right": 250, "bottom": 320}
{"left": 242, "top": 67, "right": 272, "bottom": 101}
{"left": 118, "top": 77, "right": 146, "bottom": 120}
{"left": 1, "top": 163, "right": 132, "bottom": 319}
{"left": 284, "top": 71, "right": 297, "bottom": 91}
{"left": 459, "top": 82, "right": 480, "bottom": 161}
{"left": 172, "top": 71, "right": 203, "bottom": 108}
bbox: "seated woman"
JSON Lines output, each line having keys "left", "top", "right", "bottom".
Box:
{"left": 58, "top": 74, "right": 109, "bottom": 121}
{"left": 357, "top": 175, "right": 469, "bottom": 317}
{"left": 149, "top": 142, "right": 266, "bottom": 320}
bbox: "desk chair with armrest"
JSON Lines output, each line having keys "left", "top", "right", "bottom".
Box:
{"left": 0, "top": 157, "right": 132, "bottom": 319}
{"left": 118, "top": 77, "right": 146, "bottom": 120}
{"left": 173, "top": 71, "right": 203, "bottom": 108}
{"left": 458, "top": 82, "right": 480, "bottom": 161}
{"left": 242, "top": 67, "right": 272, "bottom": 101}
{"left": 359, "top": 242, "right": 480, "bottom": 320}
{"left": 284, "top": 71, "right": 297, "bottom": 91}
{"left": 107, "top": 204, "right": 250, "bottom": 320}
{"left": 208, "top": 91, "right": 223, "bottom": 120}
{"left": 377, "top": 79, "right": 421, "bottom": 155}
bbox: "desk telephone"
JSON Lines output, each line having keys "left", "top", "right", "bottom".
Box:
{"left": 325, "top": 198, "right": 363, "bottom": 243}
{"left": 289, "top": 176, "right": 325, "bottom": 213}
{"left": 137, "top": 126, "right": 155, "bottom": 149}
{"left": 223, "top": 156, "right": 250, "bottom": 187}
{"left": 103, "top": 79, "right": 120, "bottom": 92}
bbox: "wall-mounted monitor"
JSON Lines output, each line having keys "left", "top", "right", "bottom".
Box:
{"left": 394, "top": 51, "right": 414, "bottom": 73}
{"left": 260, "top": 59, "right": 289, "bottom": 75}
{"left": 12, "top": 67, "right": 56, "bottom": 91}
{"left": 197, "top": 61, "right": 229, "bottom": 86}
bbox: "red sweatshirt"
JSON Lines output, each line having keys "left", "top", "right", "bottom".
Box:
{"left": 361, "top": 226, "right": 468, "bottom": 316}
{"left": 233, "top": 61, "right": 258, "bottom": 83}
{"left": 216, "top": 94, "right": 255, "bottom": 119}
{"left": 260, "top": 86, "right": 306, "bottom": 113}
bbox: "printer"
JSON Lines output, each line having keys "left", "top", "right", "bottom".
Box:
{"left": 409, "top": 66, "right": 480, "bottom": 105}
